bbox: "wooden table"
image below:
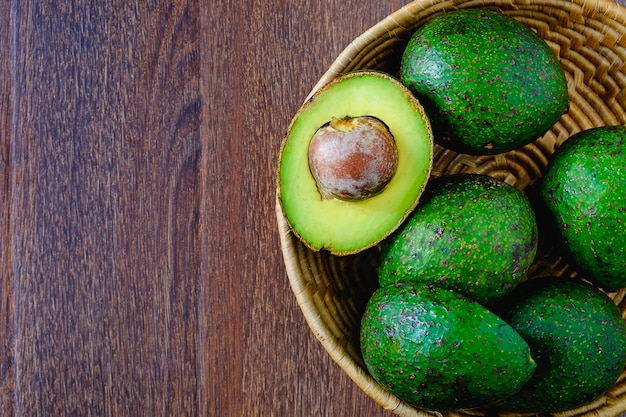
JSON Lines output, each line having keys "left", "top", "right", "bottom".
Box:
{"left": 1, "top": 1, "right": 625, "bottom": 416}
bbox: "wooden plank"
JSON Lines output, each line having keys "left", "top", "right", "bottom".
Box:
{"left": 1, "top": 1, "right": 14, "bottom": 416}
{"left": 9, "top": 1, "right": 202, "bottom": 415}
{"left": 200, "top": 1, "right": 409, "bottom": 415}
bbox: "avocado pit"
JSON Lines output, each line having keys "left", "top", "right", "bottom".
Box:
{"left": 308, "top": 116, "right": 398, "bottom": 201}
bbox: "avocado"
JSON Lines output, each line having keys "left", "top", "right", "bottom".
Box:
{"left": 378, "top": 174, "right": 538, "bottom": 305}
{"left": 360, "top": 282, "right": 536, "bottom": 411}
{"left": 278, "top": 71, "right": 434, "bottom": 255}
{"left": 541, "top": 126, "right": 626, "bottom": 291}
{"left": 494, "top": 277, "right": 626, "bottom": 413}
{"left": 400, "top": 9, "right": 568, "bottom": 155}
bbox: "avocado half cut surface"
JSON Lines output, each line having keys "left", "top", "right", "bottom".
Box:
{"left": 278, "top": 71, "right": 434, "bottom": 255}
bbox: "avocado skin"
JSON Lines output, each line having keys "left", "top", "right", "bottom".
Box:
{"left": 360, "top": 282, "right": 536, "bottom": 411}
{"left": 494, "top": 277, "right": 626, "bottom": 413}
{"left": 541, "top": 126, "right": 626, "bottom": 290}
{"left": 378, "top": 174, "right": 538, "bottom": 305}
{"left": 400, "top": 9, "right": 568, "bottom": 155}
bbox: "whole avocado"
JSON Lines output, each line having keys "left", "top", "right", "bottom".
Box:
{"left": 494, "top": 277, "right": 626, "bottom": 413}
{"left": 400, "top": 9, "right": 568, "bottom": 155}
{"left": 541, "top": 126, "right": 626, "bottom": 290}
{"left": 360, "top": 282, "right": 536, "bottom": 411}
{"left": 378, "top": 174, "right": 538, "bottom": 305}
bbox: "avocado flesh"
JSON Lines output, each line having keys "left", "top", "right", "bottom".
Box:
{"left": 278, "top": 71, "right": 433, "bottom": 255}
{"left": 360, "top": 282, "right": 536, "bottom": 411}
{"left": 378, "top": 174, "right": 538, "bottom": 305}
{"left": 495, "top": 277, "right": 626, "bottom": 413}
{"left": 541, "top": 126, "right": 626, "bottom": 290}
{"left": 400, "top": 9, "right": 568, "bottom": 155}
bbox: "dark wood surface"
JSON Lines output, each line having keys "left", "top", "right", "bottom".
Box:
{"left": 1, "top": 1, "right": 410, "bottom": 416}
{"left": 1, "top": 1, "right": 625, "bottom": 416}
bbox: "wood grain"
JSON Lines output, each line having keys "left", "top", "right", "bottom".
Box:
{"left": 202, "top": 1, "right": 414, "bottom": 415}
{"left": 0, "top": 0, "right": 624, "bottom": 416}
{"left": 1, "top": 1, "right": 13, "bottom": 415}
{"left": 9, "top": 1, "right": 201, "bottom": 415}
{"left": 202, "top": 1, "right": 412, "bottom": 416}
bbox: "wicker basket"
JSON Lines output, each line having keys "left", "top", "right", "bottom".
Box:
{"left": 276, "top": 0, "right": 626, "bottom": 415}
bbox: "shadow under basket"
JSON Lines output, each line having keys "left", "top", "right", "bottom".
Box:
{"left": 276, "top": 0, "right": 626, "bottom": 415}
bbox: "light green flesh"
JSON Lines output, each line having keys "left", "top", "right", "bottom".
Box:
{"left": 279, "top": 72, "right": 432, "bottom": 254}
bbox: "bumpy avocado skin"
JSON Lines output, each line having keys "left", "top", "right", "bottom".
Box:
{"left": 360, "top": 282, "right": 536, "bottom": 411}
{"left": 378, "top": 174, "right": 538, "bottom": 305}
{"left": 400, "top": 9, "right": 568, "bottom": 155}
{"left": 494, "top": 277, "right": 626, "bottom": 413}
{"left": 541, "top": 126, "right": 626, "bottom": 290}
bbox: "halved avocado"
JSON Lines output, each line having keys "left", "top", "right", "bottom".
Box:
{"left": 278, "top": 71, "right": 433, "bottom": 255}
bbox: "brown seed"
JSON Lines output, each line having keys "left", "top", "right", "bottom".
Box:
{"left": 308, "top": 116, "right": 398, "bottom": 201}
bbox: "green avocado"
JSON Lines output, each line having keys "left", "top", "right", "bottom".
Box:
{"left": 400, "top": 9, "right": 568, "bottom": 155}
{"left": 278, "top": 71, "right": 433, "bottom": 255}
{"left": 378, "top": 174, "right": 538, "bottom": 305}
{"left": 360, "top": 282, "right": 536, "bottom": 411}
{"left": 541, "top": 126, "right": 626, "bottom": 291}
{"left": 494, "top": 277, "right": 626, "bottom": 413}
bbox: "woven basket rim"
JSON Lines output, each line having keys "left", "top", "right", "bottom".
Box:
{"left": 277, "top": 0, "right": 626, "bottom": 415}
{"left": 276, "top": 194, "right": 422, "bottom": 416}
{"left": 308, "top": 0, "right": 626, "bottom": 100}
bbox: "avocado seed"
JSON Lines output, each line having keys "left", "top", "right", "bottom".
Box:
{"left": 308, "top": 116, "right": 398, "bottom": 201}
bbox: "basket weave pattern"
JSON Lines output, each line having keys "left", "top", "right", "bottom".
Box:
{"left": 277, "top": 0, "right": 626, "bottom": 415}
